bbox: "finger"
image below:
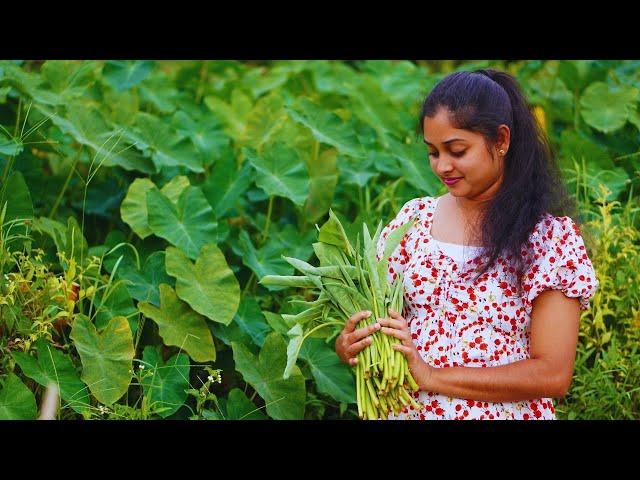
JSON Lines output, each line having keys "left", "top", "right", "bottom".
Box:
{"left": 377, "top": 317, "right": 406, "bottom": 330}
{"left": 350, "top": 321, "right": 381, "bottom": 342}
{"left": 344, "top": 310, "right": 372, "bottom": 334}
{"left": 347, "top": 336, "right": 374, "bottom": 357}
{"left": 392, "top": 343, "right": 413, "bottom": 356}
{"left": 348, "top": 357, "right": 358, "bottom": 367}
{"left": 380, "top": 327, "right": 411, "bottom": 344}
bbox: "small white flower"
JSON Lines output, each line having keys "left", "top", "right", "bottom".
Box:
{"left": 139, "top": 364, "right": 145, "bottom": 370}
{"left": 207, "top": 375, "right": 214, "bottom": 382}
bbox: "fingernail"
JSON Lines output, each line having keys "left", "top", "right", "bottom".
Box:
{"left": 366, "top": 310, "right": 372, "bottom": 316}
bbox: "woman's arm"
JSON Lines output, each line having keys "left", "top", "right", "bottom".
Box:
{"left": 380, "top": 290, "right": 581, "bottom": 403}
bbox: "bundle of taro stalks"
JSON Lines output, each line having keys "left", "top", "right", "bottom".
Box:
{"left": 260, "top": 209, "right": 424, "bottom": 419}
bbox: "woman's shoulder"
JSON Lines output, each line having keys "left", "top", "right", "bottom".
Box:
{"left": 529, "top": 212, "right": 584, "bottom": 244}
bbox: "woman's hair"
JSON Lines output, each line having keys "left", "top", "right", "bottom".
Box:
{"left": 417, "top": 68, "right": 578, "bottom": 290}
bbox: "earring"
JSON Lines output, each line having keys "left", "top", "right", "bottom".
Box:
{"left": 499, "top": 149, "right": 505, "bottom": 155}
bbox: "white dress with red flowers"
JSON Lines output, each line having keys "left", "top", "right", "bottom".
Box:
{"left": 375, "top": 195, "right": 599, "bottom": 420}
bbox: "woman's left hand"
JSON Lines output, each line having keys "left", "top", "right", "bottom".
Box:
{"left": 378, "top": 308, "right": 433, "bottom": 391}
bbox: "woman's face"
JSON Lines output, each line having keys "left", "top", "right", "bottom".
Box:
{"left": 423, "top": 108, "right": 508, "bottom": 201}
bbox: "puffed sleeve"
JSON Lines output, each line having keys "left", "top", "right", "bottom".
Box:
{"left": 522, "top": 215, "right": 599, "bottom": 315}
{"left": 375, "top": 197, "right": 422, "bottom": 285}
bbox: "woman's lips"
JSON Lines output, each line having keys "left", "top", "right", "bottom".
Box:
{"left": 443, "top": 177, "right": 463, "bottom": 186}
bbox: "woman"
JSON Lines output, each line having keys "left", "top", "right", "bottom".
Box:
{"left": 335, "top": 68, "right": 599, "bottom": 420}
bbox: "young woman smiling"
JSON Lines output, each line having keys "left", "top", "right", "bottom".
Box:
{"left": 335, "top": 68, "right": 599, "bottom": 420}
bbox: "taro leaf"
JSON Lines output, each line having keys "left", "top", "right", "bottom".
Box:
{"left": 244, "top": 142, "right": 310, "bottom": 206}
{"left": 338, "top": 154, "right": 377, "bottom": 187}
{"left": 241, "top": 66, "right": 292, "bottom": 98}
{"left": 302, "top": 147, "right": 338, "bottom": 224}
{"left": 0, "top": 130, "right": 23, "bottom": 156}
{"left": 172, "top": 110, "right": 230, "bottom": 163}
{"left": 40, "top": 60, "right": 97, "bottom": 100}
{"left": 204, "top": 89, "right": 253, "bottom": 140}
{"left": 11, "top": 338, "right": 90, "bottom": 414}
{"left": 231, "top": 332, "right": 305, "bottom": 420}
{"left": 146, "top": 186, "right": 223, "bottom": 260}
{"left": 391, "top": 138, "right": 442, "bottom": 195}
{"left": 299, "top": 338, "right": 356, "bottom": 404}
{"left": 122, "top": 112, "right": 204, "bottom": 173}
{"left": 94, "top": 281, "right": 138, "bottom": 335}
{"left": 210, "top": 296, "right": 271, "bottom": 348}
{"left": 243, "top": 93, "right": 288, "bottom": 151}
{"left": 580, "top": 82, "right": 639, "bottom": 133}
{"left": 0, "top": 373, "right": 37, "bottom": 420}
{"left": 284, "top": 324, "right": 304, "bottom": 380}
{"left": 286, "top": 97, "right": 365, "bottom": 158}
{"left": 160, "top": 175, "right": 190, "bottom": 204}
{"left": 102, "top": 60, "right": 155, "bottom": 92}
{"left": 165, "top": 245, "right": 240, "bottom": 325}
{"left": 138, "top": 284, "right": 216, "bottom": 362}
{"left": 0, "top": 170, "right": 33, "bottom": 222}
{"left": 201, "top": 150, "right": 254, "bottom": 218}
{"left": 139, "top": 74, "right": 180, "bottom": 114}
{"left": 224, "top": 388, "right": 268, "bottom": 420}
{"left": 140, "top": 346, "right": 190, "bottom": 418}
{"left": 70, "top": 314, "right": 134, "bottom": 406}
{"left": 35, "top": 103, "right": 155, "bottom": 174}
{"left": 117, "top": 251, "right": 174, "bottom": 306}
{"left": 318, "top": 208, "right": 356, "bottom": 258}
{"left": 120, "top": 178, "right": 156, "bottom": 239}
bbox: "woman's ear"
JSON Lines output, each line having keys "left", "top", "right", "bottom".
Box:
{"left": 496, "top": 124, "right": 511, "bottom": 154}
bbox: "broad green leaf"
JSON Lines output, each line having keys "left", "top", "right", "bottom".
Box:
{"left": 160, "top": 175, "right": 190, "bottom": 204}
{"left": 231, "top": 332, "right": 305, "bottom": 420}
{"left": 120, "top": 178, "right": 156, "bottom": 239}
{"left": 262, "top": 311, "right": 291, "bottom": 335}
{"left": 103, "top": 60, "right": 154, "bottom": 92}
{"left": 243, "top": 93, "right": 288, "bottom": 151}
{"left": 0, "top": 131, "right": 23, "bottom": 156}
{"left": 580, "top": 82, "right": 639, "bottom": 133}
{"left": 165, "top": 244, "right": 240, "bottom": 325}
{"left": 70, "top": 315, "right": 134, "bottom": 406}
{"left": 0, "top": 170, "right": 33, "bottom": 222}
{"left": 172, "top": 110, "right": 230, "bottom": 164}
{"left": 122, "top": 112, "right": 204, "bottom": 172}
{"left": 204, "top": 89, "right": 252, "bottom": 140}
{"left": 286, "top": 98, "right": 365, "bottom": 158}
{"left": 210, "top": 296, "right": 271, "bottom": 347}
{"left": 117, "top": 251, "right": 174, "bottom": 306}
{"left": 338, "top": 154, "right": 378, "bottom": 187}
{"left": 299, "top": 338, "right": 356, "bottom": 404}
{"left": 40, "top": 61, "right": 97, "bottom": 100}
{"left": 146, "top": 186, "right": 223, "bottom": 260}
{"left": 302, "top": 147, "right": 338, "bottom": 224}
{"left": 94, "top": 282, "right": 138, "bottom": 335}
{"left": 201, "top": 152, "right": 254, "bottom": 218}
{"left": 0, "top": 373, "right": 37, "bottom": 420}
{"left": 244, "top": 143, "right": 310, "bottom": 206}
{"left": 225, "top": 388, "right": 267, "bottom": 420}
{"left": 11, "top": 339, "right": 90, "bottom": 414}
{"left": 140, "top": 346, "right": 190, "bottom": 418}
{"left": 35, "top": 103, "right": 156, "bottom": 174}
{"left": 138, "top": 284, "right": 216, "bottom": 362}
{"left": 391, "top": 139, "right": 442, "bottom": 195}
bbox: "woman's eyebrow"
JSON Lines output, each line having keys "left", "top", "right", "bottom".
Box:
{"left": 423, "top": 137, "right": 466, "bottom": 146}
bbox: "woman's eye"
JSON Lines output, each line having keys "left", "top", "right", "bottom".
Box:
{"left": 428, "top": 151, "right": 438, "bottom": 158}
{"left": 451, "top": 151, "right": 466, "bottom": 157}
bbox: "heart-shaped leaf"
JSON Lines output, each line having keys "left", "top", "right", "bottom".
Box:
{"left": 146, "top": 186, "right": 224, "bottom": 260}
{"left": 70, "top": 315, "right": 134, "bottom": 406}
{"left": 140, "top": 346, "right": 190, "bottom": 418}
{"left": 201, "top": 151, "right": 254, "bottom": 218}
{"left": 580, "top": 82, "right": 639, "bottom": 133}
{"left": 0, "top": 373, "right": 37, "bottom": 420}
{"left": 165, "top": 244, "right": 240, "bottom": 325}
{"left": 210, "top": 296, "right": 271, "bottom": 348}
{"left": 12, "top": 339, "right": 90, "bottom": 414}
{"left": 117, "top": 251, "right": 174, "bottom": 306}
{"left": 94, "top": 282, "right": 138, "bottom": 334}
{"left": 299, "top": 338, "right": 356, "bottom": 404}
{"left": 102, "top": 60, "right": 155, "bottom": 92}
{"left": 138, "top": 284, "right": 216, "bottom": 362}
{"left": 120, "top": 178, "right": 156, "bottom": 239}
{"left": 244, "top": 142, "right": 310, "bottom": 206}
{"left": 231, "top": 332, "right": 305, "bottom": 420}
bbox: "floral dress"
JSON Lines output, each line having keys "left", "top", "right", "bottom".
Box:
{"left": 375, "top": 195, "right": 599, "bottom": 420}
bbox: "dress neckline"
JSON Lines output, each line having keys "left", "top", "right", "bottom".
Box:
{"left": 424, "top": 196, "right": 487, "bottom": 268}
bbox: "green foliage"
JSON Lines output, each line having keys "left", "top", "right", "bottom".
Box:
{"left": 1, "top": 59, "right": 638, "bottom": 419}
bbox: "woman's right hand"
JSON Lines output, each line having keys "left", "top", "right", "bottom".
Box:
{"left": 335, "top": 310, "right": 381, "bottom": 366}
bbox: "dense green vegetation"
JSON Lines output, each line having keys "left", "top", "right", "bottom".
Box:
{"left": 0, "top": 60, "right": 638, "bottom": 419}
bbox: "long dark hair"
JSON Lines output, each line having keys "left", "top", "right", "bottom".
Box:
{"left": 417, "top": 68, "right": 578, "bottom": 291}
